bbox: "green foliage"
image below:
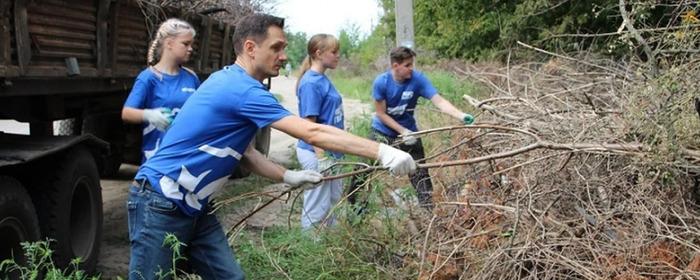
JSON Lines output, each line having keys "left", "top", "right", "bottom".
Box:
{"left": 284, "top": 31, "right": 308, "bottom": 68}
{"left": 365, "top": 0, "right": 674, "bottom": 60}
{"left": 351, "top": 31, "right": 391, "bottom": 71}
{"left": 328, "top": 71, "right": 375, "bottom": 102}
{"left": 424, "top": 70, "right": 481, "bottom": 103}
{"left": 0, "top": 236, "right": 199, "bottom": 280}
{"left": 234, "top": 226, "right": 386, "bottom": 279}
{"left": 343, "top": 113, "right": 377, "bottom": 166}
{"left": 338, "top": 24, "right": 361, "bottom": 59}
{"left": 153, "top": 233, "right": 189, "bottom": 280}
{"left": 376, "top": 0, "right": 396, "bottom": 43}
{"left": 624, "top": 65, "right": 700, "bottom": 167}
{"left": 339, "top": 0, "right": 394, "bottom": 73}
{"left": 414, "top": 0, "right": 510, "bottom": 59}
{"left": 232, "top": 189, "right": 421, "bottom": 279}
{"left": 346, "top": 113, "right": 373, "bottom": 138}
{"left": 0, "top": 240, "right": 98, "bottom": 280}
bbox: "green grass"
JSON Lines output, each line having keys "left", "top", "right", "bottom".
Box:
{"left": 234, "top": 226, "right": 387, "bottom": 280}
{"left": 425, "top": 70, "right": 482, "bottom": 103}
{"left": 231, "top": 189, "right": 419, "bottom": 279}
{"left": 328, "top": 70, "right": 376, "bottom": 102}
{"left": 330, "top": 69, "right": 482, "bottom": 105}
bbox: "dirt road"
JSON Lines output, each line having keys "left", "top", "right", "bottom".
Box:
{"left": 96, "top": 75, "right": 369, "bottom": 278}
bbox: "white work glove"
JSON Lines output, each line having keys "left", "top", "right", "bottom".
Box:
{"left": 377, "top": 143, "right": 416, "bottom": 176}
{"left": 317, "top": 157, "right": 335, "bottom": 174}
{"left": 399, "top": 129, "right": 418, "bottom": 146}
{"left": 143, "top": 108, "right": 174, "bottom": 131}
{"left": 283, "top": 169, "right": 323, "bottom": 190}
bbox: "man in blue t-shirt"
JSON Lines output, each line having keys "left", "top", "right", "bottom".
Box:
{"left": 126, "top": 14, "right": 418, "bottom": 280}
{"left": 356, "top": 46, "right": 474, "bottom": 209}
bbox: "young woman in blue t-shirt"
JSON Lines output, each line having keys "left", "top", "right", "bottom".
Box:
{"left": 121, "top": 18, "right": 201, "bottom": 163}
{"left": 295, "top": 34, "right": 345, "bottom": 229}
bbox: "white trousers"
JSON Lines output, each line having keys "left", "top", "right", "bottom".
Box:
{"left": 296, "top": 148, "right": 344, "bottom": 229}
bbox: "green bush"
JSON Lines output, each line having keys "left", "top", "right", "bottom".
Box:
{"left": 0, "top": 240, "right": 98, "bottom": 280}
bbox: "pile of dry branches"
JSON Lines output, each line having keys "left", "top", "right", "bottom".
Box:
{"left": 135, "top": 0, "right": 271, "bottom": 30}
{"left": 403, "top": 42, "right": 700, "bottom": 279}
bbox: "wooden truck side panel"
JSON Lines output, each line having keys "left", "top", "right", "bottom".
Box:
{"left": 1, "top": 0, "right": 234, "bottom": 87}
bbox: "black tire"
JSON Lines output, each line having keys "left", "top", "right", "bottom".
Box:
{"left": 0, "top": 176, "right": 41, "bottom": 275}
{"left": 36, "top": 147, "right": 102, "bottom": 273}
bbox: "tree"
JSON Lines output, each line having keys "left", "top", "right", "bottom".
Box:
{"left": 403, "top": 0, "right": 675, "bottom": 60}
{"left": 284, "top": 31, "right": 308, "bottom": 68}
{"left": 338, "top": 23, "right": 362, "bottom": 58}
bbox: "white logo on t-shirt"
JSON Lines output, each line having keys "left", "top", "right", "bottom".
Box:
{"left": 334, "top": 107, "right": 344, "bottom": 124}
{"left": 401, "top": 91, "right": 414, "bottom": 100}
{"left": 182, "top": 87, "right": 196, "bottom": 93}
{"left": 387, "top": 104, "right": 407, "bottom": 116}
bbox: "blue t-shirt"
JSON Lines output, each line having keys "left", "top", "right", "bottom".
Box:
{"left": 296, "top": 70, "right": 345, "bottom": 159}
{"left": 135, "top": 64, "right": 292, "bottom": 216}
{"left": 370, "top": 70, "right": 437, "bottom": 137}
{"left": 123, "top": 67, "right": 200, "bottom": 162}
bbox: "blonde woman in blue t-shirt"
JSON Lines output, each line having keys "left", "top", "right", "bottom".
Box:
{"left": 121, "top": 18, "right": 200, "bottom": 163}
{"left": 295, "top": 34, "right": 345, "bottom": 229}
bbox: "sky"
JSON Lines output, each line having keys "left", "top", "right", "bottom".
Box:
{"left": 269, "top": 0, "right": 382, "bottom": 38}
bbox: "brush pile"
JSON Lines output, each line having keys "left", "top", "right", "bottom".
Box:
{"left": 410, "top": 41, "right": 700, "bottom": 279}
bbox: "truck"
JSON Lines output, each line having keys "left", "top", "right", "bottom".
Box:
{"left": 0, "top": 0, "right": 270, "bottom": 273}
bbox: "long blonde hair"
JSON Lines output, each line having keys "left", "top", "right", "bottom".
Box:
{"left": 296, "top": 34, "right": 339, "bottom": 91}
{"left": 147, "top": 18, "right": 196, "bottom": 65}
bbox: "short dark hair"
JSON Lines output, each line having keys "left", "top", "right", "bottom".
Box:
{"left": 389, "top": 46, "right": 416, "bottom": 64}
{"left": 232, "top": 14, "right": 285, "bottom": 56}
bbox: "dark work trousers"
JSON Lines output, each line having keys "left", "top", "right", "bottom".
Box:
{"left": 348, "top": 129, "right": 434, "bottom": 210}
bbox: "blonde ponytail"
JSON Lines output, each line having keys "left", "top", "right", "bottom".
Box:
{"left": 295, "top": 56, "right": 313, "bottom": 92}
{"left": 146, "top": 32, "right": 162, "bottom": 65}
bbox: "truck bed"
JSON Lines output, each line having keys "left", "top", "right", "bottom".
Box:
{"left": 0, "top": 0, "right": 234, "bottom": 96}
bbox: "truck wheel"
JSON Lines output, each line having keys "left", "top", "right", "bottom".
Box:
{"left": 36, "top": 147, "right": 102, "bottom": 273}
{"left": 0, "top": 176, "right": 41, "bottom": 272}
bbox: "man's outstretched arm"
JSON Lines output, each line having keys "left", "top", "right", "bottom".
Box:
{"left": 430, "top": 94, "right": 473, "bottom": 124}
{"left": 271, "top": 115, "right": 417, "bottom": 176}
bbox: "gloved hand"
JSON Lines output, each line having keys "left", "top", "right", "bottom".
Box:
{"left": 460, "top": 112, "right": 475, "bottom": 125}
{"left": 317, "top": 157, "right": 335, "bottom": 174}
{"left": 143, "top": 108, "right": 174, "bottom": 131}
{"left": 283, "top": 169, "right": 323, "bottom": 190}
{"left": 400, "top": 129, "right": 418, "bottom": 146}
{"left": 377, "top": 143, "right": 416, "bottom": 176}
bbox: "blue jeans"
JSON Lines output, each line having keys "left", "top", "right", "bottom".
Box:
{"left": 127, "top": 182, "right": 244, "bottom": 280}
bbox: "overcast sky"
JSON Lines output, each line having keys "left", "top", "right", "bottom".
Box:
{"left": 269, "top": 0, "right": 382, "bottom": 38}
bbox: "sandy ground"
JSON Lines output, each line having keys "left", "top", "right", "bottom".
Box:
{"left": 95, "top": 75, "right": 370, "bottom": 278}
